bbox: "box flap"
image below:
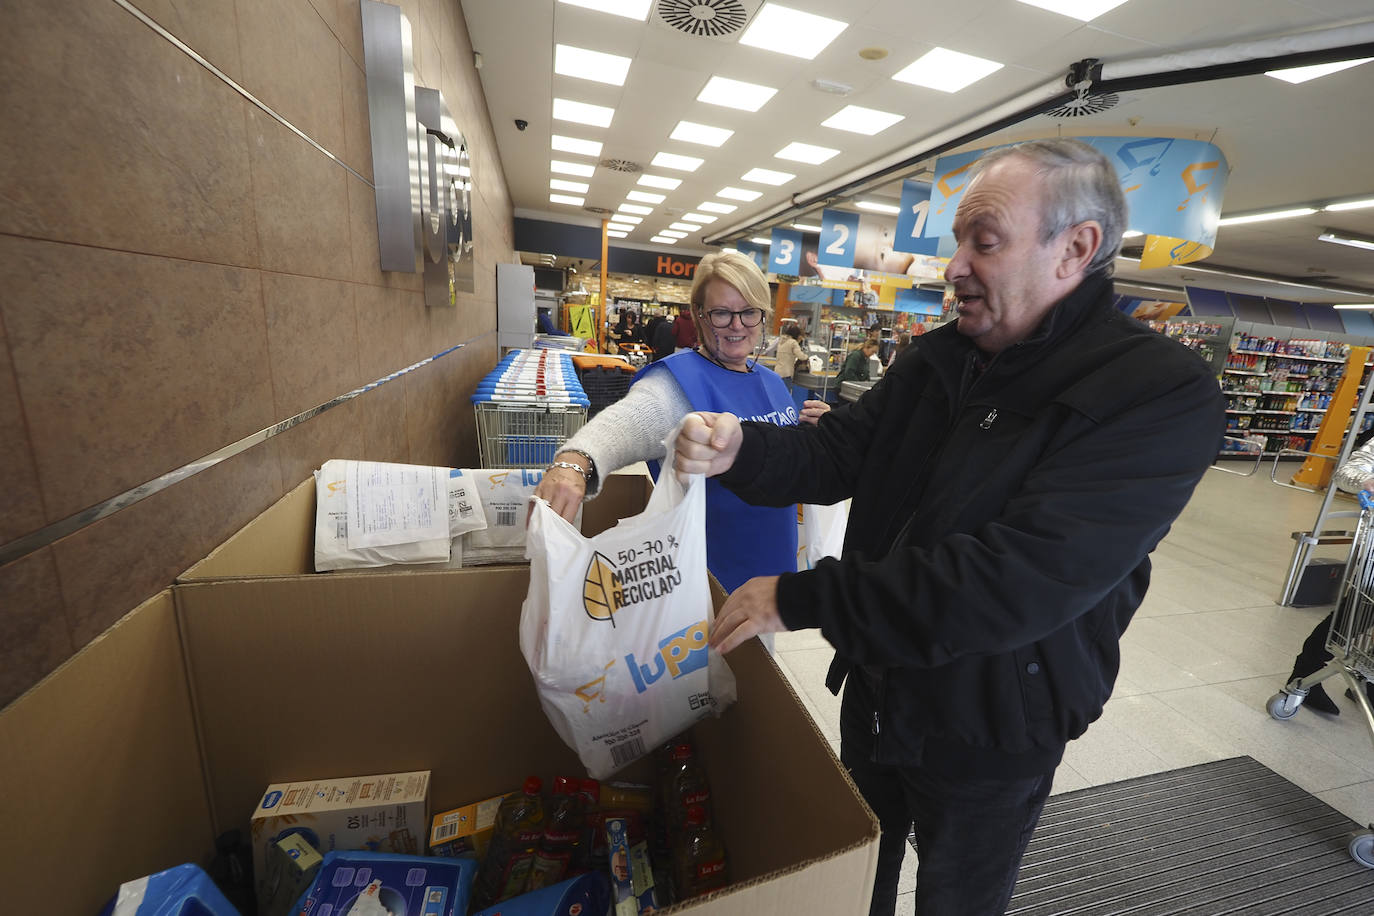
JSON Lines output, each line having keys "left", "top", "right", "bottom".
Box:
{"left": 0, "top": 591, "right": 214, "bottom": 912}
{"left": 179, "top": 478, "right": 315, "bottom": 580}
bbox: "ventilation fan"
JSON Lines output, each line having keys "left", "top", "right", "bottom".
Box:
{"left": 1044, "top": 90, "right": 1119, "bottom": 118}
{"left": 584, "top": 205, "right": 615, "bottom": 215}
{"left": 599, "top": 158, "right": 643, "bottom": 173}
{"left": 655, "top": 0, "right": 754, "bottom": 39}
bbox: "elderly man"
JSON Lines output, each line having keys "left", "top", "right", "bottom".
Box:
{"left": 674, "top": 139, "right": 1226, "bottom": 915}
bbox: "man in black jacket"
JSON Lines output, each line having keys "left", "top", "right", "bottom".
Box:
{"left": 674, "top": 139, "right": 1227, "bottom": 915}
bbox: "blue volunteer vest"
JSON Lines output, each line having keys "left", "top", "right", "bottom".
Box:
{"left": 639, "top": 351, "right": 799, "bottom": 592}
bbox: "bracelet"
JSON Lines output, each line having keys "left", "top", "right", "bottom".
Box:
{"left": 558, "top": 449, "right": 596, "bottom": 480}
{"left": 549, "top": 460, "right": 592, "bottom": 481}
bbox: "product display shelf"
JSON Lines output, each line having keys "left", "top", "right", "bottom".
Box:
{"left": 1145, "top": 316, "right": 1233, "bottom": 377}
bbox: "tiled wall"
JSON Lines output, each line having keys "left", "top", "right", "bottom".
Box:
{"left": 0, "top": 0, "right": 514, "bottom": 708}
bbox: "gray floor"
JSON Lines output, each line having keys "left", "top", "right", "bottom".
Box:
{"left": 773, "top": 464, "right": 1374, "bottom": 910}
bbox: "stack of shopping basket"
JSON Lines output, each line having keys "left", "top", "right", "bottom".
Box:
{"left": 571, "top": 353, "right": 636, "bottom": 418}
{"left": 471, "top": 349, "right": 590, "bottom": 468}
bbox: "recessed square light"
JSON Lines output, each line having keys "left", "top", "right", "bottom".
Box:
{"left": 637, "top": 174, "right": 682, "bottom": 190}
{"left": 553, "top": 97, "right": 615, "bottom": 128}
{"left": 626, "top": 190, "right": 665, "bottom": 204}
{"left": 893, "top": 48, "right": 1003, "bottom": 93}
{"left": 607, "top": 229, "right": 630, "bottom": 238}
{"left": 739, "top": 3, "right": 848, "bottom": 60}
{"left": 614, "top": 214, "right": 643, "bottom": 224}
{"left": 550, "top": 193, "right": 586, "bottom": 206}
{"left": 822, "top": 105, "right": 905, "bottom": 135}
{"left": 551, "top": 178, "right": 590, "bottom": 193}
{"left": 682, "top": 213, "right": 718, "bottom": 223}
{"left": 697, "top": 75, "right": 779, "bottom": 112}
{"left": 1266, "top": 57, "right": 1372, "bottom": 84}
{"left": 618, "top": 203, "right": 653, "bottom": 215}
{"left": 856, "top": 200, "right": 900, "bottom": 214}
{"left": 607, "top": 221, "right": 635, "bottom": 232}
{"left": 552, "top": 134, "right": 603, "bottom": 156}
{"left": 697, "top": 202, "right": 737, "bottom": 214}
{"left": 660, "top": 229, "right": 688, "bottom": 239}
{"left": 742, "top": 167, "right": 795, "bottom": 186}
{"left": 775, "top": 142, "right": 840, "bottom": 164}
{"left": 554, "top": 44, "right": 632, "bottom": 86}
{"left": 669, "top": 222, "right": 699, "bottom": 232}
{"left": 557, "top": 0, "right": 651, "bottom": 20}
{"left": 650, "top": 235, "right": 677, "bottom": 244}
{"left": 670, "top": 120, "right": 734, "bottom": 147}
{"left": 1013, "top": 0, "right": 1129, "bottom": 22}
{"left": 718, "top": 187, "right": 762, "bottom": 202}
{"left": 652, "top": 151, "right": 705, "bottom": 172}
{"left": 551, "top": 159, "right": 596, "bottom": 177}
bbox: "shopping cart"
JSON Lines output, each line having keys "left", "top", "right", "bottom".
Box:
{"left": 1267, "top": 491, "right": 1374, "bottom": 869}
{"left": 471, "top": 350, "right": 589, "bottom": 468}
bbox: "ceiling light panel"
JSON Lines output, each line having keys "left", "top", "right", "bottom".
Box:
{"left": 750, "top": 237, "right": 772, "bottom": 246}
{"left": 739, "top": 3, "right": 849, "bottom": 61}
{"left": 776, "top": 142, "right": 840, "bottom": 164}
{"left": 669, "top": 222, "right": 699, "bottom": 231}
{"left": 551, "top": 159, "right": 596, "bottom": 177}
{"left": 1265, "top": 58, "right": 1372, "bottom": 84}
{"left": 1012, "top": 0, "right": 1129, "bottom": 21}
{"left": 618, "top": 202, "right": 653, "bottom": 214}
{"left": 697, "top": 76, "right": 778, "bottom": 112}
{"left": 671, "top": 120, "right": 734, "bottom": 147}
{"left": 606, "top": 222, "right": 636, "bottom": 232}
{"left": 614, "top": 214, "right": 643, "bottom": 223}
{"left": 556, "top": 0, "right": 651, "bottom": 20}
{"left": 550, "top": 178, "right": 590, "bottom": 193}
{"left": 660, "top": 230, "right": 688, "bottom": 239}
{"left": 1216, "top": 207, "right": 1316, "bottom": 226}
{"left": 893, "top": 47, "right": 1004, "bottom": 93}
{"left": 822, "top": 105, "right": 904, "bottom": 135}
{"left": 607, "top": 230, "right": 630, "bottom": 238}
{"left": 637, "top": 174, "right": 682, "bottom": 190}
{"left": 697, "top": 202, "right": 737, "bottom": 214}
{"left": 1327, "top": 198, "right": 1374, "bottom": 212}
{"left": 650, "top": 235, "right": 677, "bottom": 244}
{"left": 718, "top": 187, "right": 762, "bottom": 202}
{"left": 1318, "top": 231, "right": 1374, "bottom": 251}
{"left": 792, "top": 222, "right": 822, "bottom": 232}
{"left": 554, "top": 44, "right": 632, "bottom": 86}
{"left": 651, "top": 151, "right": 704, "bottom": 172}
{"left": 551, "top": 135, "right": 603, "bottom": 156}
{"left": 550, "top": 193, "right": 585, "bottom": 206}
{"left": 742, "top": 167, "right": 795, "bottom": 185}
{"left": 682, "top": 212, "right": 718, "bottom": 223}
{"left": 856, "top": 200, "right": 900, "bottom": 214}
{"left": 553, "top": 97, "right": 615, "bottom": 128}
{"left": 626, "top": 190, "right": 665, "bottom": 203}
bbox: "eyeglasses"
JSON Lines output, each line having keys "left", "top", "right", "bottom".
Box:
{"left": 701, "top": 307, "right": 765, "bottom": 329}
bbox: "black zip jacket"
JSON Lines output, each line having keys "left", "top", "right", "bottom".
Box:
{"left": 717, "top": 275, "right": 1228, "bottom": 776}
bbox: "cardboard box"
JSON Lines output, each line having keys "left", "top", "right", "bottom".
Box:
{"left": 0, "top": 476, "right": 879, "bottom": 915}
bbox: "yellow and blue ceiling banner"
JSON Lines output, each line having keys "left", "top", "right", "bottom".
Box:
{"left": 926, "top": 137, "right": 1229, "bottom": 269}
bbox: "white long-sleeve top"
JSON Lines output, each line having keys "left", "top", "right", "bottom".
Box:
{"left": 560, "top": 369, "right": 692, "bottom": 497}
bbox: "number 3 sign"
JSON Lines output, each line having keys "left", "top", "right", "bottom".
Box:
{"left": 767, "top": 228, "right": 803, "bottom": 274}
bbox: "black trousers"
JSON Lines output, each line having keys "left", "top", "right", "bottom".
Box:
{"left": 840, "top": 681, "right": 1054, "bottom": 916}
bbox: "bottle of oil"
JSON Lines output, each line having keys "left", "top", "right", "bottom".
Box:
{"left": 665, "top": 743, "right": 710, "bottom": 832}
{"left": 673, "top": 804, "right": 728, "bottom": 900}
{"left": 526, "top": 775, "right": 584, "bottom": 891}
{"left": 472, "top": 776, "right": 545, "bottom": 908}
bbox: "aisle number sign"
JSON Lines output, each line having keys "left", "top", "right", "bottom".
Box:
{"left": 735, "top": 241, "right": 767, "bottom": 270}
{"left": 767, "top": 228, "right": 804, "bottom": 275}
{"left": 894, "top": 180, "right": 939, "bottom": 256}
{"left": 817, "top": 210, "right": 862, "bottom": 268}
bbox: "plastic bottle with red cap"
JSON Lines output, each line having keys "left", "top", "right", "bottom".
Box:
{"left": 472, "top": 775, "right": 546, "bottom": 908}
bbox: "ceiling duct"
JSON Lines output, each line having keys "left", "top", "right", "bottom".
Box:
{"left": 598, "top": 158, "right": 643, "bottom": 173}
{"left": 1043, "top": 90, "right": 1119, "bottom": 118}
{"left": 654, "top": 0, "right": 758, "bottom": 40}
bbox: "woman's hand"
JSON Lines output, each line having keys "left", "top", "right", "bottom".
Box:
{"left": 800, "top": 399, "right": 830, "bottom": 425}
{"left": 531, "top": 459, "right": 587, "bottom": 523}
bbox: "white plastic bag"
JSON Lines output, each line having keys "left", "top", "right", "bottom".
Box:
{"left": 801, "top": 499, "right": 850, "bottom": 568}
{"left": 463, "top": 468, "right": 581, "bottom": 566}
{"left": 520, "top": 469, "right": 736, "bottom": 779}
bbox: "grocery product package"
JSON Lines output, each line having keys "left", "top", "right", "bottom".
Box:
{"left": 292, "top": 850, "right": 477, "bottom": 916}
{"left": 314, "top": 460, "right": 488, "bottom": 571}
{"left": 521, "top": 464, "right": 735, "bottom": 779}
{"left": 469, "top": 872, "right": 612, "bottom": 916}
{"left": 98, "top": 863, "right": 239, "bottom": 916}
{"left": 464, "top": 467, "right": 580, "bottom": 566}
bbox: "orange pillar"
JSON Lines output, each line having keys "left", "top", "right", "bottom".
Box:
{"left": 599, "top": 219, "right": 609, "bottom": 353}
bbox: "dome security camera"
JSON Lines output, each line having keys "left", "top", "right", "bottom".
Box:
{"left": 514, "top": 119, "right": 528, "bottom": 131}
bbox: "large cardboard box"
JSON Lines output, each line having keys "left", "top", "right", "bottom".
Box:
{"left": 0, "top": 477, "right": 878, "bottom": 914}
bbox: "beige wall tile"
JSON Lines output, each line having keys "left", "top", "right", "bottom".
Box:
{"left": 273, "top": 393, "right": 367, "bottom": 490}
{"left": 354, "top": 283, "right": 434, "bottom": 382}
{"left": 0, "top": 320, "right": 45, "bottom": 544}
{"left": 345, "top": 173, "right": 425, "bottom": 289}
{"left": 0, "top": 0, "right": 258, "bottom": 267}
{"left": 404, "top": 357, "right": 463, "bottom": 467}
{"left": 131, "top": 0, "right": 245, "bottom": 81}
{"left": 262, "top": 273, "right": 361, "bottom": 418}
{"left": 358, "top": 376, "right": 411, "bottom": 462}
{"left": 340, "top": 54, "right": 375, "bottom": 181}
{"left": 335, "top": 0, "right": 365, "bottom": 70}
{"left": 0, "top": 549, "right": 74, "bottom": 711}
{"left": 0, "top": 236, "right": 276, "bottom": 522}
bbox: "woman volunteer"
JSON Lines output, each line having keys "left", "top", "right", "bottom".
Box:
{"left": 534, "top": 251, "right": 828, "bottom": 592}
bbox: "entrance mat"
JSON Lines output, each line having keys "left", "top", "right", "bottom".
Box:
{"left": 1006, "top": 756, "right": 1373, "bottom": 915}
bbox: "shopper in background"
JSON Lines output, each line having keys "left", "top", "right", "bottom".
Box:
{"left": 607, "top": 308, "right": 642, "bottom": 352}
{"left": 671, "top": 303, "right": 698, "bottom": 352}
{"left": 775, "top": 324, "right": 808, "bottom": 393}
{"left": 533, "top": 251, "right": 829, "bottom": 593}
{"left": 671, "top": 139, "right": 1227, "bottom": 916}
{"left": 645, "top": 313, "right": 675, "bottom": 363}
{"left": 1287, "top": 425, "right": 1374, "bottom": 713}
{"left": 888, "top": 332, "right": 912, "bottom": 368}
{"left": 835, "top": 339, "right": 879, "bottom": 384}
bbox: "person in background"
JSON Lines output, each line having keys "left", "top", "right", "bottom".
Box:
{"left": 888, "top": 332, "right": 912, "bottom": 368}
{"left": 646, "top": 313, "right": 676, "bottom": 362}
{"left": 607, "top": 308, "right": 642, "bottom": 352}
{"left": 534, "top": 251, "right": 829, "bottom": 593}
{"left": 835, "top": 338, "right": 879, "bottom": 384}
{"left": 671, "top": 303, "right": 698, "bottom": 352}
{"left": 670, "top": 139, "right": 1226, "bottom": 916}
{"left": 775, "top": 324, "right": 808, "bottom": 393}
{"left": 1286, "top": 425, "right": 1374, "bottom": 713}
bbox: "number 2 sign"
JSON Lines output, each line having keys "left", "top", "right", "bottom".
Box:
{"left": 817, "top": 209, "right": 860, "bottom": 268}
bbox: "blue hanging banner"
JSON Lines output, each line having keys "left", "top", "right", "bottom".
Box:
{"left": 817, "top": 209, "right": 861, "bottom": 268}
{"left": 768, "top": 227, "right": 805, "bottom": 275}
{"left": 734, "top": 240, "right": 767, "bottom": 270}
{"left": 893, "top": 179, "right": 940, "bottom": 255}
{"left": 894, "top": 287, "right": 944, "bottom": 315}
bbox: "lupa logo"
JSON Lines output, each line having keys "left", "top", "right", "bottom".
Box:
{"left": 582, "top": 544, "right": 683, "bottom": 626}
{"left": 624, "top": 620, "right": 710, "bottom": 694}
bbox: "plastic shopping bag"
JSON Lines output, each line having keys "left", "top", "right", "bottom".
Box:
{"left": 520, "top": 469, "right": 736, "bottom": 779}
{"left": 801, "top": 499, "right": 850, "bottom": 569}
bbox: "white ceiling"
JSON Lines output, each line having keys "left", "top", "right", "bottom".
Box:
{"left": 462, "top": 0, "right": 1374, "bottom": 303}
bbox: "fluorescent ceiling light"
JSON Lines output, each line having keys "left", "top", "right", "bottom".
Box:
{"left": 660, "top": 230, "right": 688, "bottom": 239}
{"left": 776, "top": 142, "right": 840, "bottom": 165}
{"left": 551, "top": 134, "right": 603, "bottom": 156}
{"left": 550, "top": 178, "right": 590, "bottom": 193}
{"left": 718, "top": 187, "right": 762, "bottom": 202}
{"left": 669, "top": 222, "right": 699, "bottom": 231}
{"left": 606, "top": 221, "right": 635, "bottom": 232}
{"left": 1332, "top": 303, "right": 1374, "bottom": 310}
{"left": 650, "top": 235, "right": 677, "bottom": 244}
{"left": 554, "top": 44, "right": 632, "bottom": 86}
{"left": 822, "top": 105, "right": 904, "bottom": 135}
{"left": 1216, "top": 207, "right": 1316, "bottom": 226}
{"left": 697, "top": 76, "right": 778, "bottom": 112}
{"left": 682, "top": 212, "right": 719, "bottom": 223}
{"left": 670, "top": 120, "right": 734, "bottom": 147}
{"left": 739, "top": 3, "right": 848, "bottom": 61}
{"left": 626, "top": 190, "right": 666, "bottom": 204}
{"left": 698, "top": 202, "right": 737, "bottom": 214}
{"left": 791, "top": 222, "right": 822, "bottom": 232}
{"left": 1318, "top": 231, "right": 1374, "bottom": 251}
{"left": 553, "top": 97, "right": 615, "bottom": 128}
{"left": 614, "top": 214, "right": 643, "bottom": 224}
{"left": 1266, "top": 57, "right": 1372, "bottom": 84}
{"left": 618, "top": 202, "right": 653, "bottom": 215}
{"left": 607, "top": 230, "right": 630, "bottom": 238}
{"left": 750, "top": 237, "right": 772, "bottom": 246}
{"left": 1326, "top": 197, "right": 1374, "bottom": 212}
{"left": 556, "top": 0, "right": 651, "bottom": 20}
{"left": 651, "top": 151, "right": 704, "bottom": 172}
{"left": 1121, "top": 229, "right": 1143, "bottom": 238}
{"left": 1012, "top": 0, "right": 1130, "bottom": 22}
{"left": 721, "top": 247, "right": 739, "bottom": 254}
{"left": 742, "top": 167, "right": 795, "bottom": 186}
{"left": 893, "top": 47, "right": 1003, "bottom": 93}
{"left": 551, "top": 159, "right": 595, "bottom": 177}
{"left": 856, "top": 200, "right": 900, "bottom": 214}
{"left": 550, "top": 193, "right": 586, "bottom": 206}
{"left": 637, "top": 174, "right": 682, "bottom": 190}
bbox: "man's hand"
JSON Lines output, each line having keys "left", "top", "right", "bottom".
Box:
{"left": 673, "top": 412, "right": 743, "bottom": 481}
{"left": 800, "top": 399, "right": 830, "bottom": 425}
{"left": 709, "top": 575, "right": 786, "bottom": 654}
{"left": 530, "top": 462, "right": 585, "bottom": 523}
